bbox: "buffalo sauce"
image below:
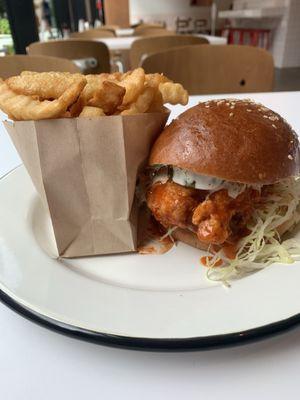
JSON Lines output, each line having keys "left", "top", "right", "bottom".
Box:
{"left": 194, "top": 189, "right": 258, "bottom": 245}
{"left": 222, "top": 226, "right": 251, "bottom": 259}
{"left": 137, "top": 207, "right": 174, "bottom": 255}
{"left": 200, "top": 256, "right": 223, "bottom": 267}
{"left": 222, "top": 243, "right": 237, "bottom": 260}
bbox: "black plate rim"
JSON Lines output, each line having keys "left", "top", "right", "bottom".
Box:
{"left": 1, "top": 288, "right": 300, "bottom": 352}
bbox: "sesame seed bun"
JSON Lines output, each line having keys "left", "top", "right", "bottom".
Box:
{"left": 149, "top": 99, "right": 300, "bottom": 184}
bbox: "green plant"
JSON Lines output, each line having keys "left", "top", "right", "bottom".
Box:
{"left": 5, "top": 44, "right": 14, "bottom": 54}
{"left": 0, "top": 18, "right": 10, "bottom": 34}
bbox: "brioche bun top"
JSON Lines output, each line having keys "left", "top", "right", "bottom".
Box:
{"left": 149, "top": 99, "right": 300, "bottom": 184}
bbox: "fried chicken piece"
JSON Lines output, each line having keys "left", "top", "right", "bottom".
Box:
{"left": 146, "top": 181, "right": 202, "bottom": 229}
{"left": 147, "top": 180, "right": 261, "bottom": 246}
{"left": 192, "top": 189, "right": 260, "bottom": 244}
{"left": 192, "top": 190, "right": 232, "bottom": 244}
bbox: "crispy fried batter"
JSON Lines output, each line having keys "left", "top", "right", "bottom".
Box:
{"left": 147, "top": 182, "right": 261, "bottom": 245}
{"left": 158, "top": 82, "right": 188, "bottom": 105}
{"left": 70, "top": 76, "right": 125, "bottom": 116}
{"left": 121, "top": 86, "right": 155, "bottom": 115}
{"left": 0, "top": 78, "right": 86, "bottom": 120}
{"left": 6, "top": 72, "right": 86, "bottom": 100}
{"left": 193, "top": 189, "right": 260, "bottom": 244}
{"left": 145, "top": 73, "right": 170, "bottom": 88}
{"left": 118, "top": 67, "right": 145, "bottom": 105}
{"left": 147, "top": 181, "right": 201, "bottom": 229}
{"left": 88, "top": 80, "right": 125, "bottom": 114}
{"left": 0, "top": 69, "right": 189, "bottom": 120}
{"left": 79, "top": 106, "right": 105, "bottom": 117}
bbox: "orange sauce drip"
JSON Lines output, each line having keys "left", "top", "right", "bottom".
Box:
{"left": 200, "top": 256, "right": 223, "bottom": 267}
{"left": 137, "top": 210, "right": 174, "bottom": 255}
{"left": 222, "top": 243, "right": 237, "bottom": 260}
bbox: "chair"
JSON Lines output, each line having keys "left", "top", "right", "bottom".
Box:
{"left": 141, "top": 29, "right": 175, "bottom": 37}
{"left": 70, "top": 29, "right": 115, "bottom": 39}
{"left": 96, "top": 25, "right": 119, "bottom": 33}
{"left": 130, "top": 35, "right": 209, "bottom": 68}
{"left": 141, "top": 45, "right": 274, "bottom": 94}
{"left": 133, "top": 23, "right": 166, "bottom": 31}
{"left": 134, "top": 28, "right": 174, "bottom": 37}
{"left": 133, "top": 24, "right": 174, "bottom": 37}
{"left": 28, "top": 40, "right": 110, "bottom": 74}
{"left": 0, "top": 55, "right": 80, "bottom": 79}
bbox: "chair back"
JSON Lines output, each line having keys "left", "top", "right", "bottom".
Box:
{"left": 96, "top": 25, "right": 119, "bottom": 33}
{"left": 133, "top": 26, "right": 174, "bottom": 37}
{"left": 0, "top": 54, "right": 80, "bottom": 79}
{"left": 142, "top": 45, "right": 274, "bottom": 94}
{"left": 28, "top": 40, "right": 110, "bottom": 74}
{"left": 134, "top": 23, "right": 165, "bottom": 30}
{"left": 130, "top": 35, "right": 208, "bottom": 68}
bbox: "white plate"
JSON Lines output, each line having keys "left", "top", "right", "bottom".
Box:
{"left": 1, "top": 166, "right": 300, "bottom": 350}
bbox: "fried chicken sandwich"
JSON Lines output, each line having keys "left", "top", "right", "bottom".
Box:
{"left": 145, "top": 99, "right": 300, "bottom": 281}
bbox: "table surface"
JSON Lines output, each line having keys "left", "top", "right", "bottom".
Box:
{"left": 97, "top": 34, "right": 227, "bottom": 50}
{"left": 1, "top": 91, "right": 300, "bottom": 400}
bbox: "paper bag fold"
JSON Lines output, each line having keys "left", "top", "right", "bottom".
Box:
{"left": 4, "top": 111, "right": 169, "bottom": 257}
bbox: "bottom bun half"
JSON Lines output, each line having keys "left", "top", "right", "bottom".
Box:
{"left": 172, "top": 212, "right": 300, "bottom": 253}
{"left": 172, "top": 229, "right": 210, "bottom": 251}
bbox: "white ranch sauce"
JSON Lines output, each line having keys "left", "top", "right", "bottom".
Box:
{"left": 153, "top": 166, "right": 262, "bottom": 198}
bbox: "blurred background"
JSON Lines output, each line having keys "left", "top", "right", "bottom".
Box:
{"left": 0, "top": 0, "right": 299, "bottom": 92}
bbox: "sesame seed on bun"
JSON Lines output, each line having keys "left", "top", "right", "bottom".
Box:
{"left": 149, "top": 99, "right": 300, "bottom": 184}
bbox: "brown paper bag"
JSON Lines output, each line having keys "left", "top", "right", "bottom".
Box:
{"left": 4, "top": 112, "right": 169, "bottom": 257}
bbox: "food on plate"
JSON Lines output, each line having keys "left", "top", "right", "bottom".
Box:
{"left": 6, "top": 71, "right": 85, "bottom": 99}
{"left": 158, "top": 82, "right": 189, "bottom": 105}
{"left": 121, "top": 86, "right": 155, "bottom": 115}
{"left": 0, "top": 69, "right": 188, "bottom": 120}
{"left": 70, "top": 76, "right": 126, "bottom": 116}
{"left": 145, "top": 99, "right": 300, "bottom": 283}
{"left": 0, "top": 77, "right": 86, "bottom": 120}
{"left": 79, "top": 106, "right": 105, "bottom": 117}
{"left": 118, "top": 67, "right": 146, "bottom": 105}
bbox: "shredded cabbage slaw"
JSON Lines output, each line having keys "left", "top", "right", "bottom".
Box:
{"left": 205, "top": 176, "right": 300, "bottom": 285}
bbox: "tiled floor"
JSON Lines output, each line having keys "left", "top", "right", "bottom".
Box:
{"left": 274, "top": 67, "right": 300, "bottom": 91}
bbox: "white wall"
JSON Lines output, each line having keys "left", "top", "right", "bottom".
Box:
{"left": 233, "top": 0, "right": 288, "bottom": 9}
{"left": 130, "top": 0, "right": 206, "bottom": 15}
{"left": 229, "top": 0, "right": 300, "bottom": 67}
{"left": 129, "top": 0, "right": 209, "bottom": 30}
{"left": 129, "top": 0, "right": 231, "bottom": 31}
{"left": 281, "top": 0, "right": 300, "bottom": 67}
